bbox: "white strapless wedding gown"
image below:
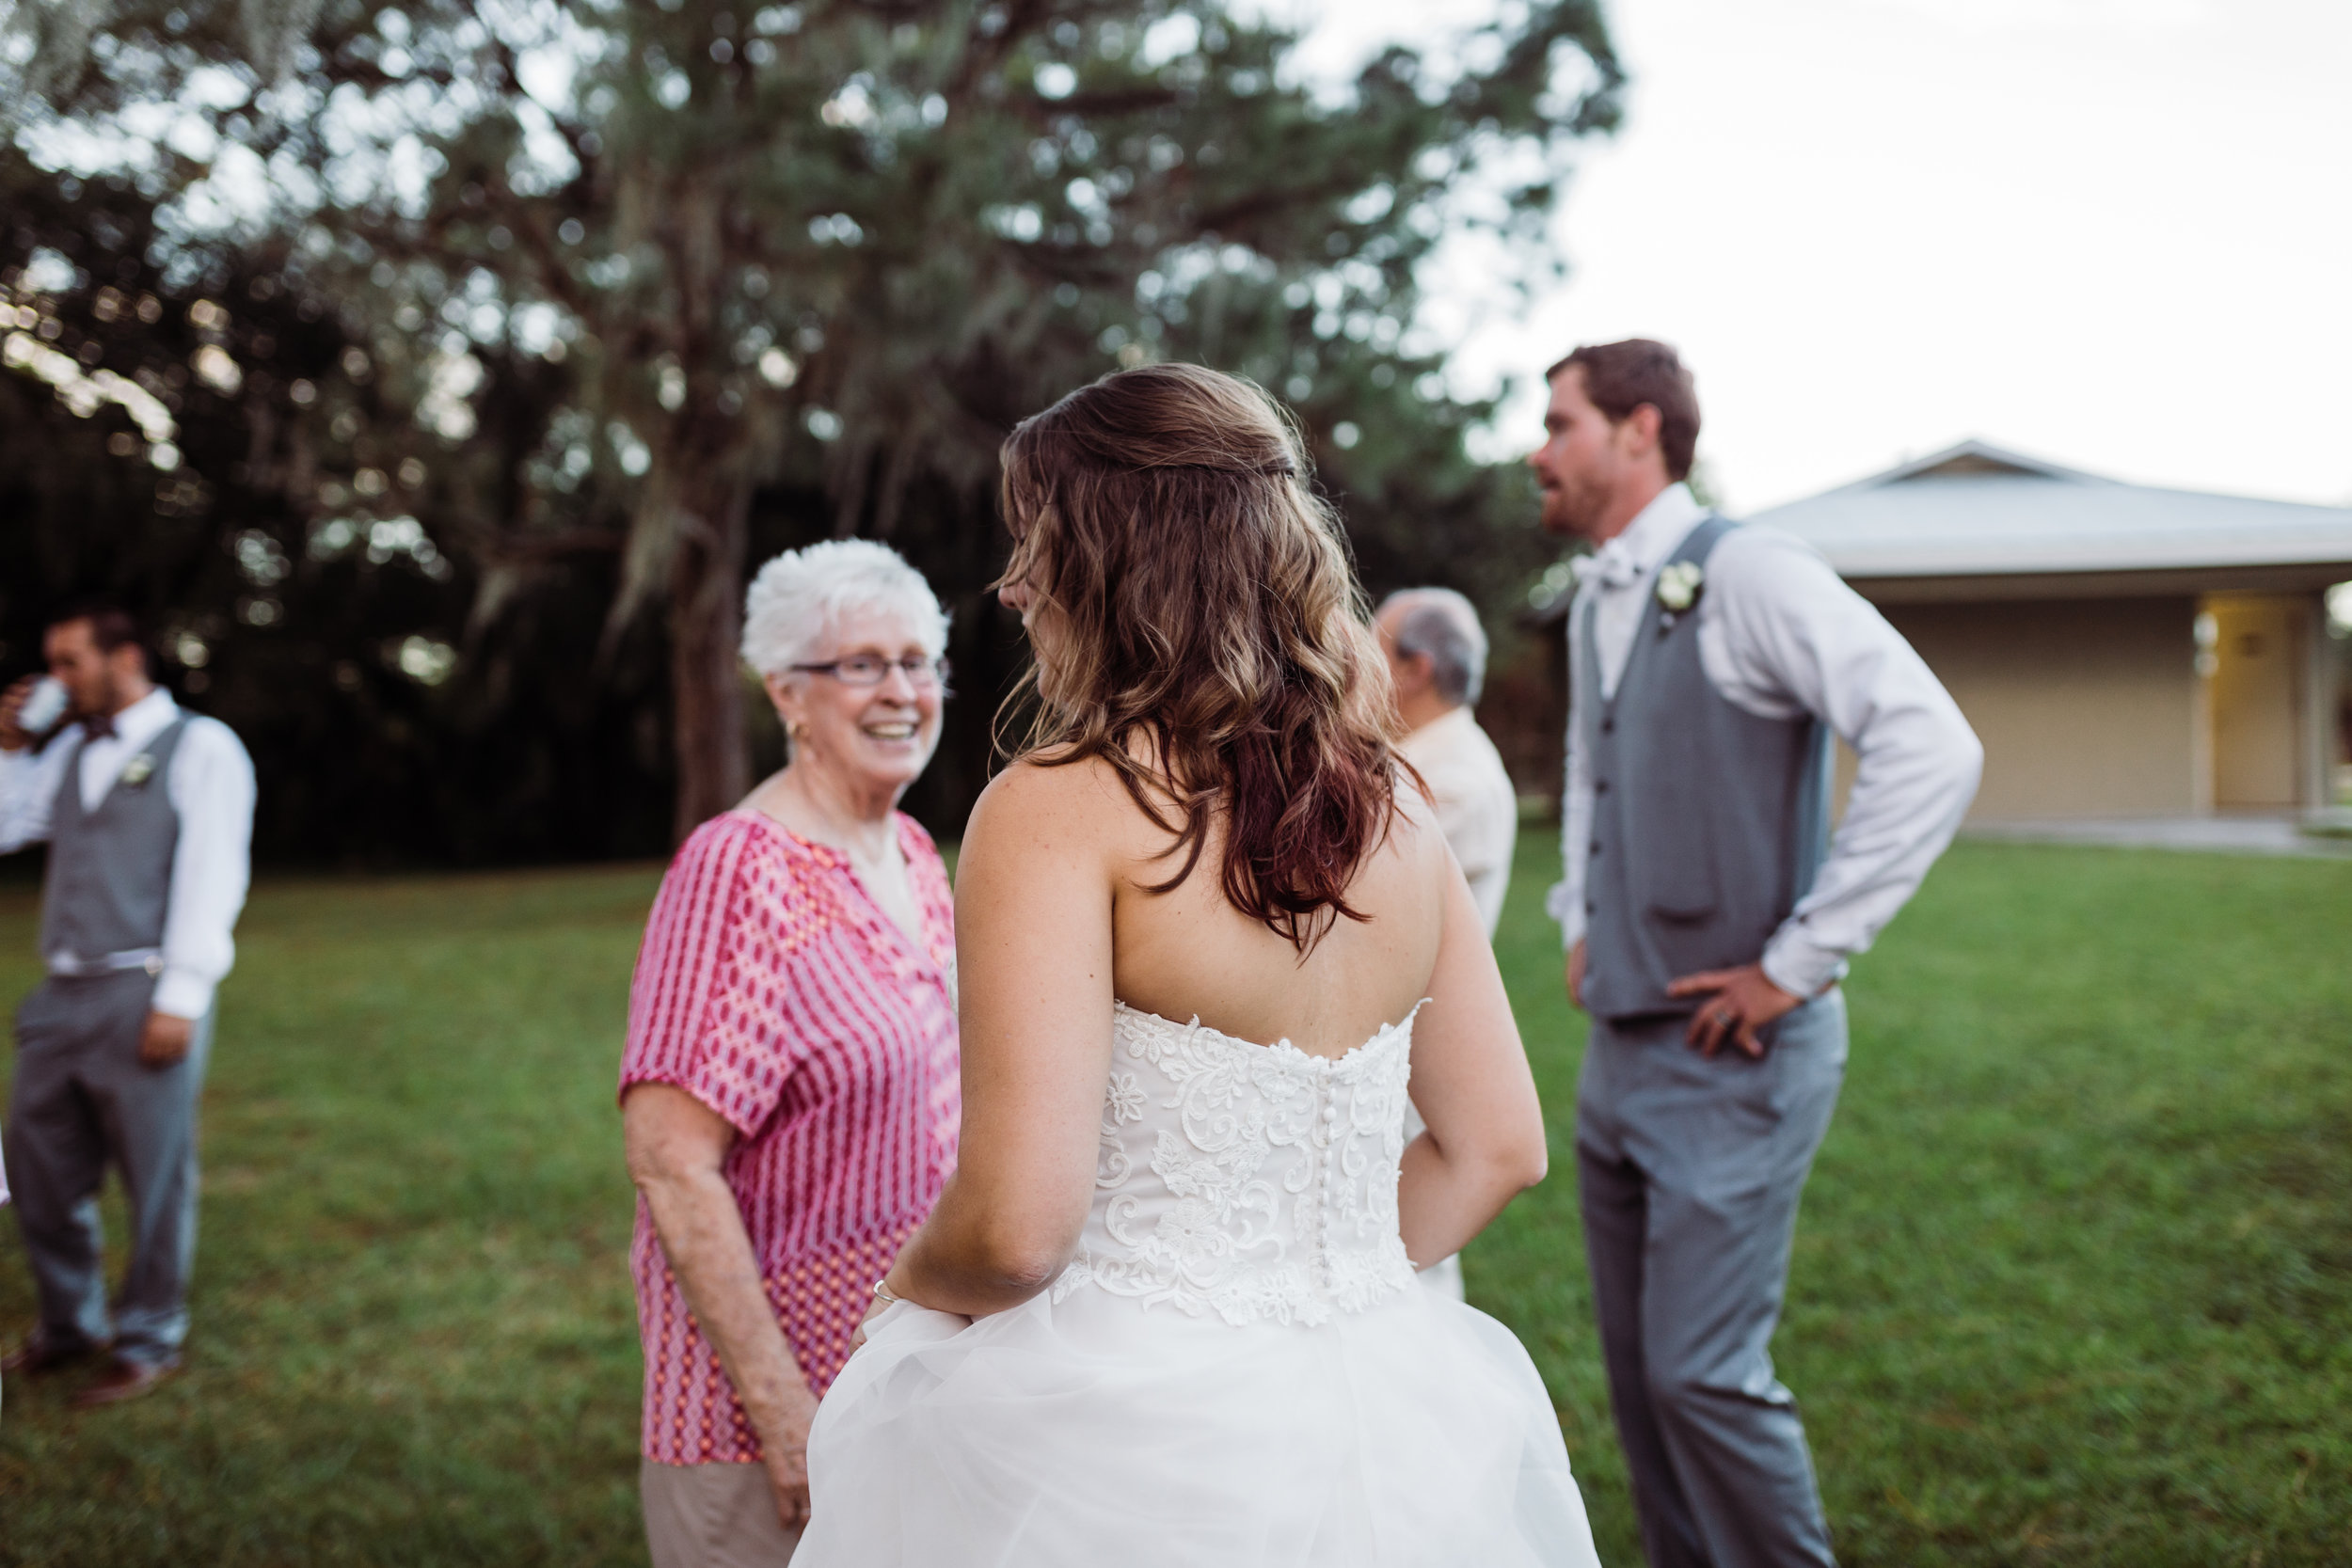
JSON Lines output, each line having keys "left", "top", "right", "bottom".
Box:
{"left": 797, "top": 1003, "right": 1602, "bottom": 1567}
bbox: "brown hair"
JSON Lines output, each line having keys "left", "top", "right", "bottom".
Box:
{"left": 48, "top": 598, "right": 151, "bottom": 674}
{"left": 49, "top": 598, "right": 144, "bottom": 653}
{"left": 1547, "top": 339, "right": 1700, "bottom": 482}
{"left": 997, "top": 363, "right": 1403, "bottom": 953}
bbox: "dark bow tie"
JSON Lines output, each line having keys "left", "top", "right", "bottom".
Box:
{"left": 83, "top": 714, "right": 118, "bottom": 741}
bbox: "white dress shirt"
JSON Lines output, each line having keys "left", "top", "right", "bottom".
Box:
{"left": 1398, "top": 705, "right": 1518, "bottom": 938}
{"left": 1547, "top": 483, "right": 1983, "bottom": 999}
{"left": 0, "top": 689, "right": 257, "bottom": 1019}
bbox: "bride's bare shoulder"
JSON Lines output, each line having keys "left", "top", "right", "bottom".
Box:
{"left": 963, "top": 751, "right": 1156, "bottom": 859}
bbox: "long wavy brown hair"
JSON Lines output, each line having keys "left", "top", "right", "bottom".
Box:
{"left": 997, "top": 363, "right": 1406, "bottom": 952}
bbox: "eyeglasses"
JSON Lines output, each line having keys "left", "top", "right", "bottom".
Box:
{"left": 790, "top": 655, "right": 950, "bottom": 689}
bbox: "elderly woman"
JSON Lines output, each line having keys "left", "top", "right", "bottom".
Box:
{"left": 620, "top": 539, "right": 960, "bottom": 1567}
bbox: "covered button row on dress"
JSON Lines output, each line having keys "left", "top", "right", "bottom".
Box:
{"left": 1304, "top": 1076, "right": 1350, "bottom": 1291}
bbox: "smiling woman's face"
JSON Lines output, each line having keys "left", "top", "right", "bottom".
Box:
{"left": 766, "top": 604, "right": 945, "bottom": 793}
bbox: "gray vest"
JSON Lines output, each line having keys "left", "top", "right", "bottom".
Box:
{"left": 40, "top": 716, "right": 191, "bottom": 965}
{"left": 1576, "top": 517, "right": 1831, "bottom": 1022}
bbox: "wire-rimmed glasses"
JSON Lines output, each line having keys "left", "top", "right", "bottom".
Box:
{"left": 789, "top": 655, "right": 950, "bottom": 689}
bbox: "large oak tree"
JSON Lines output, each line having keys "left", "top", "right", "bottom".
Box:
{"left": 4, "top": 0, "right": 1619, "bottom": 844}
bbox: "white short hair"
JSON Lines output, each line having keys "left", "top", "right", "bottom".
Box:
{"left": 739, "top": 540, "right": 949, "bottom": 677}
{"left": 1379, "top": 586, "right": 1489, "bottom": 706}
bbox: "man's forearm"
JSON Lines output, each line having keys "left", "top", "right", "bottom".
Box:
{"left": 640, "top": 1170, "right": 812, "bottom": 1438}
{"left": 1763, "top": 706, "right": 1983, "bottom": 995}
{"left": 0, "top": 746, "right": 58, "bottom": 855}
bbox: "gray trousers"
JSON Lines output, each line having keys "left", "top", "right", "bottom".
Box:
{"left": 5, "top": 971, "right": 214, "bottom": 1367}
{"left": 1576, "top": 990, "right": 1846, "bottom": 1568}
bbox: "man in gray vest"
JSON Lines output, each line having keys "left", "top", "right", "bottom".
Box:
{"left": 1534, "top": 341, "right": 1981, "bottom": 1567}
{"left": 0, "top": 602, "right": 255, "bottom": 1406}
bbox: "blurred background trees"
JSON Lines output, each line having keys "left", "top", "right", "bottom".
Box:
{"left": 0, "top": 0, "right": 1620, "bottom": 861}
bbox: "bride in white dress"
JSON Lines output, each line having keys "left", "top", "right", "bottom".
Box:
{"left": 797, "top": 364, "right": 1601, "bottom": 1567}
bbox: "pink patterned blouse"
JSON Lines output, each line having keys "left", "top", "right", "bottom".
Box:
{"left": 620, "top": 808, "right": 960, "bottom": 1465}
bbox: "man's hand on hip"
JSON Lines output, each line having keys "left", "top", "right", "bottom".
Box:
{"left": 139, "top": 1010, "right": 195, "bottom": 1068}
{"left": 1565, "top": 940, "right": 1587, "bottom": 1010}
{"left": 1666, "top": 964, "right": 1801, "bottom": 1058}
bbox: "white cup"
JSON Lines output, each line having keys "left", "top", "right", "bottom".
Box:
{"left": 16, "top": 675, "right": 69, "bottom": 735}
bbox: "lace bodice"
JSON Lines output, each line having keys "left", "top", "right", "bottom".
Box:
{"left": 1050, "top": 1002, "right": 1424, "bottom": 1327}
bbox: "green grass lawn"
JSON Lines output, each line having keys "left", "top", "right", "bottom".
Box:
{"left": 2, "top": 837, "right": 2348, "bottom": 1565}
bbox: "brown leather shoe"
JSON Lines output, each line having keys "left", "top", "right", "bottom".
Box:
{"left": 0, "top": 1337, "right": 107, "bottom": 1376}
{"left": 72, "top": 1356, "right": 182, "bottom": 1408}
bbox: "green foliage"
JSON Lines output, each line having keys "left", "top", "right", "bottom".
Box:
{"left": 2, "top": 0, "right": 1618, "bottom": 852}
{"left": 0, "top": 167, "right": 676, "bottom": 863}
{"left": 5, "top": 841, "right": 2352, "bottom": 1562}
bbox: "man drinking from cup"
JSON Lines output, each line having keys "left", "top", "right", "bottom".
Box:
{"left": 0, "top": 601, "right": 255, "bottom": 1406}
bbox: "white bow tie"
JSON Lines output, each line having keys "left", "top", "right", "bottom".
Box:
{"left": 1576, "top": 543, "right": 1645, "bottom": 590}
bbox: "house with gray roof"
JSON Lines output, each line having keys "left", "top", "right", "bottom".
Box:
{"left": 1746, "top": 440, "right": 2352, "bottom": 821}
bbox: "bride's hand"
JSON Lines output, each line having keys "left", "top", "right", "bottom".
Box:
{"left": 849, "top": 1290, "right": 892, "bottom": 1354}
{"left": 849, "top": 1279, "right": 970, "bottom": 1354}
{"left": 850, "top": 1275, "right": 911, "bottom": 1354}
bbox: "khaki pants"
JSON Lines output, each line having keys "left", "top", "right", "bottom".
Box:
{"left": 642, "top": 1458, "right": 802, "bottom": 1568}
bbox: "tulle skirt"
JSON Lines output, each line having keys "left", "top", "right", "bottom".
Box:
{"left": 796, "top": 1279, "right": 1602, "bottom": 1567}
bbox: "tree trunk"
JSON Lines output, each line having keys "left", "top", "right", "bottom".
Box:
{"left": 666, "top": 474, "right": 753, "bottom": 843}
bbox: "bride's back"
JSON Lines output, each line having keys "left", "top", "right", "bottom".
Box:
{"left": 887, "top": 359, "right": 1548, "bottom": 1343}
{"left": 1104, "top": 769, "right": 1448, "bottom": 1060}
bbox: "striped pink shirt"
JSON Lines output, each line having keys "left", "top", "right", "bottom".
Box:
{"left": 620, "top": 808, "right": 959, "bottom": 1465}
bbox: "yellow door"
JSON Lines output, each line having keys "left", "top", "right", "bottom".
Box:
{"left": 2205, "top": 594, "right": 2306, "bottom": 810}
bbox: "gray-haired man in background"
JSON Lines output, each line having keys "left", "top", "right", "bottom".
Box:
{"left": 1376, "top": 588, "right": 1519, "bottom": 935}
{"left": 1376, "top": 587, "right": 1522, "bottom": 1302}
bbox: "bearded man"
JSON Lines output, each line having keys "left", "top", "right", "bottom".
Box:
{"left": 1532, "top": 341, "right": 1980, "bottom": 1567}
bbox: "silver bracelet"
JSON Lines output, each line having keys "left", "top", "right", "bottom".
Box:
{"left": 870, "top": 1276, "right": 902, "bottom": 1306}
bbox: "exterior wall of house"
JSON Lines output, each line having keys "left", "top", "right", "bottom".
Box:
{"left": 1541, "top": 574, "right": 2343, "bottom": 824}
{"left": 1843, "top": 596, "right": 2202, "bottom": 820}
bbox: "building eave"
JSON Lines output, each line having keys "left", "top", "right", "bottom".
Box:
{"left": 1525, "top": 440, "right": 2352, "bottom": 621}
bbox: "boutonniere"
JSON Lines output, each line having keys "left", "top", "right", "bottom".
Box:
{"left": 1655, "top": 561, "right": 1705, "bottom": 614}
{"left": 121, "top": 754, "right": 157, "bottom": 787}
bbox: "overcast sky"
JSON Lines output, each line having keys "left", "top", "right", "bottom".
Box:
{"left": 1278, "top": 0, "right": 2352, "bottom": 514}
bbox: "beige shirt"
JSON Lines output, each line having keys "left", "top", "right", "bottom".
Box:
{"left": 1398, "top": 705, "right": 1518, "bottom": 938}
